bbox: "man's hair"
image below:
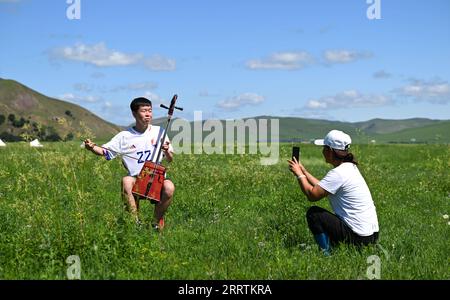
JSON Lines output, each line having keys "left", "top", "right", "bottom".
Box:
{"left": 130, "top": 97, "right": 152, "bottom": 112}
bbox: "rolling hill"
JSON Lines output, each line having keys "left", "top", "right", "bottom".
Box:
{"left": 368, "top": 121, "right": 450, "bottom": 144}
{"left": 353, "top": 118, "right": 442, "bottom": 135}
{"left": 1, "top": 78, "right": 448, "bottom": 144}
{"left": 162, "top": 116, "right": 450, "bottom": 144}
{"left": 269, "top": 116, "right": 449, "bottom": 143}
{"left": 0, "top": 78, "right": 121, "bottom": 141}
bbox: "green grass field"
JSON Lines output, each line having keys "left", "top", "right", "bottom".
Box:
{"left": 0, "top": 142, "right": 449, "bottom": 279}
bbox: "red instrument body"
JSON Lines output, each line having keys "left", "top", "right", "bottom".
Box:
{"left": 132, "top": 161, "right": 166, "bottom": 204}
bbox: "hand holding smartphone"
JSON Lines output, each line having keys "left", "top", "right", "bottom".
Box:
{"left": 292, "top": 146, "right": 300, "bottom": 161}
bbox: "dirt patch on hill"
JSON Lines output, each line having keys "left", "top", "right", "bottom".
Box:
{"left": 13, "top": 93, "right": 38, "bottom": 111}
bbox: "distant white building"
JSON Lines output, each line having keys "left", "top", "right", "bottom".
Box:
{"left": 370, "top": 140, "right": 376, "bottom": 144}
{"left": 30, "top": 139, "right": 43, "bottom": 147}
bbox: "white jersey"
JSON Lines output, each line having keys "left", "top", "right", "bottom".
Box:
{"left": 102, "top": 125, "right": 173, "bottom": 176}
{"left": 318, "top": 162, "right": 379, "bottom": 236}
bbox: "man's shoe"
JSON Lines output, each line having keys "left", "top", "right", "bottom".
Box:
{"left": 152, "top": 217, "right": 165, "bottom": 232}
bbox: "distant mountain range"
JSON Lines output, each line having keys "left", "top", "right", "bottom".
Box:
{"left": 250, "top": 116, "right": 449, "bottom": 143}
{"left": 0, "top": 78, "right": 449, "bottom": 144}
{"left": 158, "top": 116, "right": 449, "bottom": 144}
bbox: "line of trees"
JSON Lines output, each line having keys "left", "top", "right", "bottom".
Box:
{"left": 0, "top": 113, "right": 74, "bottom": 142}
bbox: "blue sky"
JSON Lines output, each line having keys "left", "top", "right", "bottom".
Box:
{"left": 1, "top": 0, "right": 449, "bottom": 125}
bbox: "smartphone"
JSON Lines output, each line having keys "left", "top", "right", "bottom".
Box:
{"left": 292, "top": 146, "right": 300, "bottom": 161}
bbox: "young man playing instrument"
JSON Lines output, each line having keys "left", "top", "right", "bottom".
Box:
{"left": 84, "top": 97, "right": 175, "bottom": 231}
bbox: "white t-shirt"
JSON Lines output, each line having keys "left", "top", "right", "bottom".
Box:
{"left": 102, "top": 125, "right": 173, "bottom": 176}
{"left": 318, "top": 162, "right": 379, "bottom": 236}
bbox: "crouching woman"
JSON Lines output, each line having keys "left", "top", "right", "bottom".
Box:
{"left": 288, "top": 130, "right": 379, "bottom": 255}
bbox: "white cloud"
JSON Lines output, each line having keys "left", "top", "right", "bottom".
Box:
{"left": 323, "top": 50, "right": 372, "bottom": 64}
{"left": 53, "top": 43, "right": 142, "bottom": 67}
{"left": 142, "top": 91, "right": 167, "bottom": 106}
{"left": 102, "top": 101, "right": 113, "bottom": 109}
{"left": 128, "top": 82, "right": 158, "bottom": 90}
{"left": 59, "top": 93, "right": 76, "bottom": 101}
{"left": 292, "top": 109, "right": 333, "bottom": 120}
{"left": 246, "top": 51, "right": 314, "bottom": 70}
{"left": 217, "top": 93, "right": 265, "bottom": 111}
{"left": 97, "top": 101, "right": 133, "bottom": 125}
{"left": 143, "top": 55, "right": 176, "bottom": 71}
{"left": 73, "top": 83, "right": 93, "bottom": 92}
{"left": 71, "top": 81, "right": 159, "bottom": 93}
{"left": 373, "top": 70, "right": 392, "bottom": 79}
{"left": 305, "top": 90, "right": 392, "bottom": 110}
{"left": 395, "top": 79, "right": 450, "bottom": 104}
{"left": 246, "top": 49, "right": 370, "bottom": 70}
{"left": 51, "top": 43, "right": 176, "bottom": 71}
{"left": 198, "top": 90, "right": 219, "bottom": 97}
{"left": 110, "top": 81, "right": 158, "bottom": 92}
{"left": 307, "top": 100, "right": 328, "bottom": 109}
{"left": 91, "top": 72, "right": 106, "bottom": 79}
{"left": 199, "top": 90, "right": 210, "bottom": 97}
{"left": 59, "top": 93, "right": 101, "bottom": 103}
